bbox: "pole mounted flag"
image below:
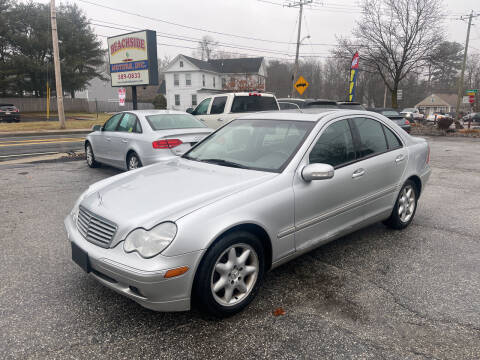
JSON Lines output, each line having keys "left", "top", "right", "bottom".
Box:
{"left": 348, "top": 52, "right": 359, "bottom": 102}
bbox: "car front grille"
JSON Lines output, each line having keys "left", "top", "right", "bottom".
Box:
{"left": 76, "top": 206, "right": 117, "bottom": 248}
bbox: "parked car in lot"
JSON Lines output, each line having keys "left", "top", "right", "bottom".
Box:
{"left": 277, "top": 98, "right": 365, "bottom": 110}
{"left": 400, "top": 108, "right": 424, "bottom": 121}
{"left": 462, "top": 112, "right": 480, "bottom": 123}
{"left": 188, "top": 92, "right": 279, "bottom": 129}
{"left": 85, "top": 110, "right": 213, "bottom": 171}
{"left": 66, "top": 109, "right": 431, "bottom": 316}
{"left": 0, "top": 104, "right": 20, "bottom": 122}
{"left": 426, "top": 113, "right": 449, "bottom": 122}
{"left": 278, "top": 101, "right": 301, "bottom": 110}
{"left": 368, "top": 108, "right": 411, "bottom": 133}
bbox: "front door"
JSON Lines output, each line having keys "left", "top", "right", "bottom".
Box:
{"left": 293, "top": 118, "right": 362, "bottom": 251}
{"left": 95, "top": 113, "right": 123, "bottom": 164}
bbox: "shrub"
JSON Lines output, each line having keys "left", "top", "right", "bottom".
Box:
{"left": 437, "top": 117, "right": 453, "bottom": 130}
{"left": 152, "top": 94, "right": 167, "bottom": 109}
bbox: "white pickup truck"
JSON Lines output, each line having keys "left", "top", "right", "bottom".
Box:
{"left": 187, "top": 92, "right": 280, "bottom": 129}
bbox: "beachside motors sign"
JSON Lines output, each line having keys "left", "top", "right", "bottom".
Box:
{"left": 107, "top": 30, "right": 158, "bottom": 87}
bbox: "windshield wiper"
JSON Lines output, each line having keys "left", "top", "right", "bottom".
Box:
{"left": 199, "top": 158, "right": 249, "bottom": 169}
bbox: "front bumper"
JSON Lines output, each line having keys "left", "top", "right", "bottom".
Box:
{"left": 0, "top": 114, "right": 20, "bottom": 122}
{"left": 64, "top": 215, "right": 204, "bottom": 311}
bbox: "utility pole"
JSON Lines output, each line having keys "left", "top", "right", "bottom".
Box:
{"left": 455, "top": 11, "right": 479, "bottom": 122}
{"left": 50, "top": 0, "right": 66, "bottom": 129}
{"left": 288, "top": 0, "right": 312, "bottom": 98}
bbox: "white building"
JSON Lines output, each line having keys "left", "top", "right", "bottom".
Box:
{"left": 163, "top": 54, "right": 267, "bottom": 111}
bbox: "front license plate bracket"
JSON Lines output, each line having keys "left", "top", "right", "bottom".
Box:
{"left": 71, "top": 242, "right": 91, "bottom": 273}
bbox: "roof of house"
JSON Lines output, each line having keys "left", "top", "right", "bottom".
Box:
{"left": 415, "top": 93, "right": 458, "bottom": 107}
{"left": 180, "top": 55, "right": 264, "bottom": 74}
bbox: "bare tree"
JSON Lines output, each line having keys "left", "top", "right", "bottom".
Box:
{"left": 337, "top": 0, "right": 444, "bottom": 108}
{"left": 196, "top": 36, "right": 219, "bottom": 60}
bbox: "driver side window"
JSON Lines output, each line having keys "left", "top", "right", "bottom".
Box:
{"left": 103, "top": 113, "right": 122, "bottom": 131}
{"left": 309, "top": 120, "right": 356, "bottom": 167}
{"left": 192, "top": 98, "right": 211, "bottom": 115}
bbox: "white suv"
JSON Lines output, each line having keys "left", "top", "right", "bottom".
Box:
{"left": 188, "top": 92, "right": 280, "bottom": 129}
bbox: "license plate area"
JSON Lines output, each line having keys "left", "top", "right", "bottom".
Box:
{"left": 71, "top": 242, "right": 90, "bottom": 273}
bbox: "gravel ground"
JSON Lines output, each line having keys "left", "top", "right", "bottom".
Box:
{"left": 0, "top": 136, "right": 479, "bottom": 359}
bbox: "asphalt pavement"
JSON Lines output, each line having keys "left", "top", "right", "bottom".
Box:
{"left": 0, "top": 136, "right": 479, "bottom": 359}
{"left": 0, "top": 134, "right": 85, "bottom": 161}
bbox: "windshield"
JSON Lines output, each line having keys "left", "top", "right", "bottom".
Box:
{"left": 183, "top": 119, "right": 314, "bottom": 172}
{"left": 146, "top": 114, "right": 206, "bottom": 130}
{"left": 230, "top": 96, "right": 279, "bottom": 113}
{"left": 382, "top": 110, "right": 401, "bottom": 116}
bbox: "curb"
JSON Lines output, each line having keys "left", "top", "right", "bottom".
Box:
{"left": 0, "top": 129, "right": 91, "bottom": 138}
{"left": 0, "top": 151, "right": 86, "bottom": 166}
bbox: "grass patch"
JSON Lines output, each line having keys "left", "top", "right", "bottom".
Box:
{"left": 0, "top": 113, "right": 110, "bottom": 132}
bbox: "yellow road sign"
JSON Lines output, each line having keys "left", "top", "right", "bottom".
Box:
{"left": 294, "top": 76, "right": 309, "bottom": 95}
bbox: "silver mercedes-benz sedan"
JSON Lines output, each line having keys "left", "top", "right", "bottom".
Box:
{"left": 66, "top": 110, "right": 431, "bottom": 317}
{"left": 85, "top": 110, "right": 213, "bottom": 171}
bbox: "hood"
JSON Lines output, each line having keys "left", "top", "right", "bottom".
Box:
{"left": 81, "top": 158, "right": 276, "bottom": 240}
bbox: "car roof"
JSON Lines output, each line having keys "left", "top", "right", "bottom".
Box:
{"left": 237, "top": 109, "right": 377, "bottom": 123}
{"left": 119, "top": 109, "right": 189, "bottom": 116}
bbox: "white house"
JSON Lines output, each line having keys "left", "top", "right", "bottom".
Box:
{"left": 163, "top": 54, "right": 267, "bottom": 111}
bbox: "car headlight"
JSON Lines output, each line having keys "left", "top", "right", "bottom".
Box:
{"left": 124, "top": 222, "right": 177, "bottom": 258}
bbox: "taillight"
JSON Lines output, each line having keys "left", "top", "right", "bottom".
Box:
{"left": 405, "top": 119, "right": 410, "bottom": 125}
{"left": 152, "top": 139, "right": 183, "bottom": 149}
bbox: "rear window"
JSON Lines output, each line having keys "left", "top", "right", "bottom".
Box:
{"left": 230, "top": 96, "right": 278, "bottom": 113}
{"left": 0, "top": 104, "right": 16, "bottom": 110}
{"left": 338, "top": 104, "right": 364, "bottom": 110}
{"left": 146, "top": 114, "right": 207, "bottom": 130}
{"left": 304, "top": 102, "right": 338, "bottom": 109}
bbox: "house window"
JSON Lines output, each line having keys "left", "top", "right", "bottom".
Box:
{"left": 202, "top": 74, "right": 205, "bottom": 87}
{"left": 185, "top": 73, "right": 191, "bottom": 86}
{"left": 175, "top": 94, "right": 180, "bottom": 106}
{"left": 179, "top": 60, "right": 184, "bottom": 68}
{"left": 222, "top": 77, "right": 226, "bottom": 88}
{"left": 174, "top": 74, "right": 179, "bottom": 87}
{"left": 213, "top": 76, "right": 216, "bottom": 88}
{"left": 192, "top": 94, "right": 197, "bottom": 106}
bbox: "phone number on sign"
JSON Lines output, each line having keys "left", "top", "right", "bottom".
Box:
{"left": 117, "top": 72, "right": 141, "bottom": 80}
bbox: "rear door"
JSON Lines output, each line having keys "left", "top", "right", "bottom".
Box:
{"left": 348, "top": 117, "right": 408, "bottom": 219}
{"left": 109, "top": 112, "right": 139, "bottom": 168}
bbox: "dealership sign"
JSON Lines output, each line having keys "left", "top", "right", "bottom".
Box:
{"left": 107, "top": 30, "right": 158, "bottom": 87}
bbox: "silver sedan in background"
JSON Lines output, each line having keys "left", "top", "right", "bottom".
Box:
{"left": 67, "top": 110, "right": 431, "bottom": 317}
{"left": 85, "top": 110, "right": 213, "bottom": 171}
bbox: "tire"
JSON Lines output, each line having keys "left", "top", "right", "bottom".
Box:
{"left": 85, "top": 142, "right": 99, "bottom": 168}
{"left": 127, "top": 152, "right": 142, "bottom": 171}
{"left": 192, "top": 231, "right": 265, "bottom": 317}
{"left": 383, "top": 180, "right": 418, "bottom": 230}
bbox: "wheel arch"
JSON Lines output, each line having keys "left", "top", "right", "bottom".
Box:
{"left": 406, "top": 175, "right": 422, "bottom": 197}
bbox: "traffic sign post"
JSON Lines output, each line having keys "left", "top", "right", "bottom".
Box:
{"left": 294, "top": 76, "right": 309, "bottom": 96}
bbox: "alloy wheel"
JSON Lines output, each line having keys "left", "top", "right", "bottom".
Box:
{"left": 128, "top": 155, "right": 139, "bottom": 170}
{"left": 398, "top": 184, "right": 416, "bottom": 223}
{"left": 210, "top": 243, "right": 259, "bottom": 307}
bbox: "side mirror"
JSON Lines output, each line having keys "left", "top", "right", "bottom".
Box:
{"left": 92, "top": 124, "right": 102, "bottom": 132}
{"left": 301, "top": 163, "right": 334, "bottom": 182}
{"left": 186, "top": 107, "right": 193, "bottom": 114}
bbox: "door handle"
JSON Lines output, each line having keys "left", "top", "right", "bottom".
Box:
{"left": 121, "top": 138, "right": 128, "bottom": 143}
{"left": 395, "top": 154, "right": 406, "bottom": 163}
{"left": 217, "top": 118, "right": 224, "bottom": 122}
{"left": 352, "top": 168, "right": 366, "bottom": 178}
{"left": 105, "top": 137, "right": 111, "bottom": 141}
